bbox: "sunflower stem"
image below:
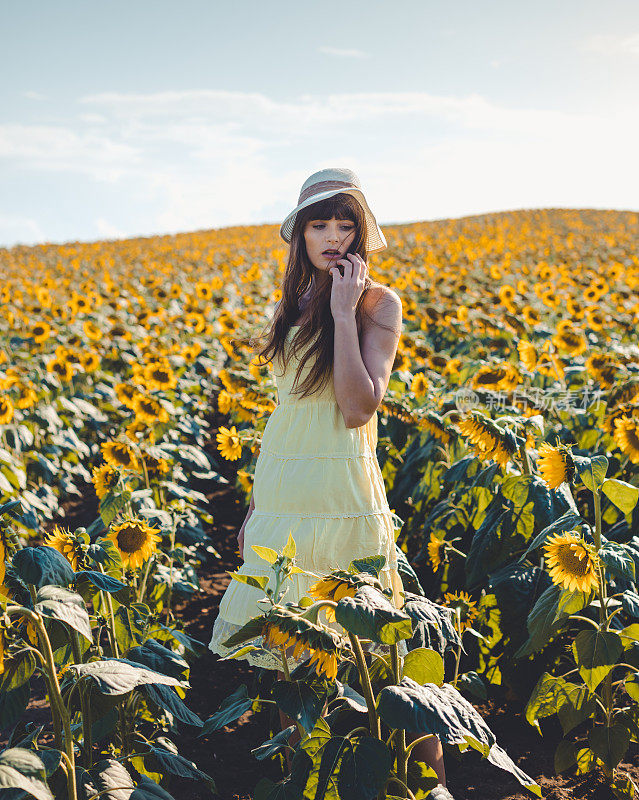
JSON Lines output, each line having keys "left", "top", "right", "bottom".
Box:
{"left": 518, "top": 440, "right": 531, "bottom": 475}
{"left": 279, "top": 646, "right": 307, "bottom": 743}
{"left": 97, "top": 563, "right": 120, "bottom": 658}
{"left": 70, "top": 629, "right": 93, "bottom": 769}
{"left": 452, "top": 608, "right": 462, "bottom": 688}
{"left": 389, "top": 641, "right": 408, "bottom": 799}
{"left": 347, "top": 632, "right": 381, "bottom": 740}
{"left": 591, "top": 480, "right": 614, "bottom": 726}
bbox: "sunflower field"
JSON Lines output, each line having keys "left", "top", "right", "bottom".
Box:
{"left": 1, "top": 208, "right": 639, "bottom": 799}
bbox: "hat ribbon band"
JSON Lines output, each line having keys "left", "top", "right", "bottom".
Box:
{"left": 297, "top": 179, "right": 356, "bottom": 205}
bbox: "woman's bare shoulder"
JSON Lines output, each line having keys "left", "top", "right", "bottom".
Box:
{"left": 362, "top": 281, "right": 402, "bottom": 318}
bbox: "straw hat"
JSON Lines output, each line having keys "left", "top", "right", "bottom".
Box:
{"left": 279, "top": 167, "right": 387, "bottom": 253}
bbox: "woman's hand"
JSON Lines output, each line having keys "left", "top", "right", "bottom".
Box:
{"left": 328, "top": 253, "right": 368, "bottom": 323}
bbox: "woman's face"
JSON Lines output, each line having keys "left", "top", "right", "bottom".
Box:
{"left": 303, "top": 215, "right": 356, "bottom": 273}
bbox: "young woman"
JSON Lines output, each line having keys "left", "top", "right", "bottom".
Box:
{"left": 208, "top": 167, "right": 446, "bottom": 787}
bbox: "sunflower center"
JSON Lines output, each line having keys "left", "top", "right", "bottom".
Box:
{"left": 116, "top": 525, "right": 149, "bottom": 553}
{"left": 556, "top": 543, "right": 592, "bottom": 576}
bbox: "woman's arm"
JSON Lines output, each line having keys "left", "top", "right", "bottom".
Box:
{"left": 333, "top": 284, "right": 402, "bottom": 428}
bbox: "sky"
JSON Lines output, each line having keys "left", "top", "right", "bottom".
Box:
{"left": 1, "top": 0, "right": 638, "bottom": 248}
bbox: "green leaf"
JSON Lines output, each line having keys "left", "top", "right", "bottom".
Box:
{"left": 229, "top": 572, "right": 269, "bottom": 591}
{"left": 486, "top": 743, "right": 542, "bottom": 797}
{"left": 600, "top": 542, "right": 637, "bottom": 582}
{"left": 402, "top": 648, "right": 445, "bottom": 686}
{"left": 525, "top": 672, "right": 596, "bottom": 736}
{"left": 272, "top": 677, "right": 328, "bottom": 735}
{"left": 573, "top": 629, "right": 624, "bottom": 691}
{"left": 147, "top": 746, "right": 214, "bottom": 789}
{"left": 74, "top": 570, "right": 127, "bottom": 593}
{"left": 126, "top": 639, "right": 189, "bottom": 681}
{"left": 520, "top": 511, "right": 586, "bottom": 560}
{"left": 142, "top": 683, "right": 203, "bottom": 727}
{"left": 35, "top": 585, "right": 93, "bottom": 643}
{"left": 601, "top": 478, "right": 639, "bottom": 515}
{"left": 200, "top": 684, "right": 255, "bottom": 735}
{"left": 68, "top": 658, "right": 186, "bottom": 695}
{"left": 0, "top": 748, "right": 53, "bottom": 800}
{"left": 588, "top": 724, "right": 631, "bottom": 772}
{"left": 282, "top": 533, "right": 296, "bottom": 559}
{"left": 573, "top": 455, "right": 608, "bottom": 493}
{"left": 251, "top": 545, "right": 279, "bottom": 564}
{"left": 0, "top": 684, "right": 31, "bottom": 734}
{"left": 376, "top": 678, "right": 496, "bottom": 751}
{"left": 12, "top": 546, "right": 75, "bottom": 588}
{"left": 336, "top": 736, "right": 392, "bottom": 800}
{"left": 554, "top": 740, "right": 577, "bottom": 773}
{"left": 99, "top": 488, "right": 132, "bottom": 527}
{"left": 335, "top": 585, "right": 413, "bottom": 645}
{"left": 456, "top": 671, "right": 487, "bottom": 700}
{"left": 514, "top": 583, "right": 569, "bottom": 659}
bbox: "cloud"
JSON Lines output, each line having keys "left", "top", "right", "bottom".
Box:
{"left": 317, "top": 46, "right": 370, "bottom": 58}
{"left": 1, "top": 87, "right": 637, "bottom": 245}
{"left": 582, "top": 33, "right": 639, "bottom": 56}
{"left": 23, "top": 91, "right": 45, "bottom": 101}
{"left": 0, "top": 214, "right": 45, "bottom": 247}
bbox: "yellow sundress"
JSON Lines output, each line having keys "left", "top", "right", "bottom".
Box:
{"left": 208, "top": 324, "right": 407, "bottom": 671}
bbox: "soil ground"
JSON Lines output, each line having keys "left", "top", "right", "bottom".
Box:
{"left": 3, "top": 411, "right": 639, "bottom": 799}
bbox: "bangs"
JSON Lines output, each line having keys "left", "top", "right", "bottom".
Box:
{"left": 307, "top": 194, "right": 358, "bottom": 223}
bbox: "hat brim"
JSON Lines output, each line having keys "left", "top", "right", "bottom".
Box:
{"left": 279, "top": 188, "right": 387, "bottom": 254}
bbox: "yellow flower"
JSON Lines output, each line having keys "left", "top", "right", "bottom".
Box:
{"left": 613, "top": 417, "right": 639, "bottom": 464}
{"left": 101, "top": 441, "right": 140, "bottom": 472}
{"left": 307, "top": 574, "right": 358, "bottom": 623}
{"left": 544, "top": 531, "right": 600, "bottom": 593}
{"left": 261, "top": 612, "right": 344, "bottom": 681}
{"left": 0, "top": 397, "right": 14, "bottom": 425}
{"left": 411, "top": 372, "right": 429, "bottom": 397}
{"left": 216, "top": 425, "right": 242, "bottom": 461}
{"left": 537, "top": 441, "right": 575, "bottom": 489}
{"left": 517, "top": 340, "right": 537, "bottom": 372}
{"left": 143, "top": 361, "right": 178, "bottom": 391}
{"left": 44, "top": 525, "right": 83, "bottom": 570}
{"left": 132, "top": 394, "right": 170, "bottom": 425}
{"left": 105, "top": 517, "right": 161, "bottom": 570}
{"left": 92, "top": 463, "right": 121, "bottom": 499}
{"left": 427, "top": 533, "right": 445, "bottom": 570}
{"left": 442, "top": 590, "right": 478, "bottom": 633}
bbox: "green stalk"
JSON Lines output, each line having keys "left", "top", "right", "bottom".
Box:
{"left": 8, "top": 606, "right": 78, "bottom": 800}
{"left": 390, "top": 642, "right": 408, "bottom": 799}
{"left": 280, "top": 646, "right": 307, "bottom": 743}
{"left": 97, "top": 563, "right": 120, "bottom": 658}
{"left": 452, "top": 608, "right": 463, "bottom": 687}
{"left": 70, "top": 629, "right": 93, "bottom": 769}
{"left": 347, "top": 632, "right": 381, "bottom": 740}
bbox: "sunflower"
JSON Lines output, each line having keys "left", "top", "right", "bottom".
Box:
{"left": 217, "top": 390, "right": 233, "bottom": 414}
{"left": 82, "top": 320, "right": 103, "bottom": 342}
{"left": 105, "top": 517, "right": 162, "bottom": 570}
{"left": 417, "top": 412, "right": 452, "bottom": 444}
{"left": 552, "top": 324, "right": 588, "bottom": 357}
{"left": 216, "top": 425, "right": 242, "bottom": 461}
{"left": 261, "top": 609, "right": 345, "bottom": 681}
{"left": 91, "top": 463, "right": 121, "bottom": 499}
{"left": 307, "top": 573, "right": 358, "bottom": 622}
{"left": 537, "top": 440, "right": 575, "bottom": 489}
{"left": 0, "top": 397, "right": 14, "bottom": 425}
{"left": 517, "top": 340, "right": 537, "bottom": 372}
{"left": 47, "top": 357, "right": 74, "bottom": 383}
{"left": 31, "top": 320, "right": 52, "bottom": 344}
{"left": 543, "top": 531, "right": 600, "bottom": 593}
{"left": 613, "top": 417, "right": 639, "bottom": 464}
{"left": 44, "top": 525, "right": 86, "bottom": 571}
{"left": 79, "top": 351, "right": 101, "bottom": 372}
{"left": 142, "top": 453, "right": 171, "bottom": 478}
{"left": 132, "top": 394, "right": 170, "bottom": 425}
{"left": 442, "top": 590, "right": 479, "bottom": 633}
{"left": 143, "top": 361, "right": 178, "bottom": 392}
{"left": 427, "top": 533, "right": 445, "bottom": 570}
{"left": 411, "top": 372, "right": 429, "bottom": 397}
{"left": 101, "top": 441, "right": 140, "bottom": 472}
{"left": 457, "top": 412, "right": 517, "bottom": 468}
{"left": 115, "top": 382, "right": 139, "bottom": 410}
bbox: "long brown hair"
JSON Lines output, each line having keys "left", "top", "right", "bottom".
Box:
{"left": 252, "top": 193, "right": 395, "bottom": 399}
